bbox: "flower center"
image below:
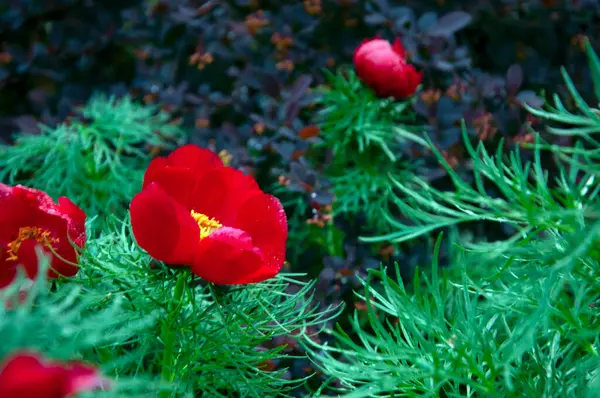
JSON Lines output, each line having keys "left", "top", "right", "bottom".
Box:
{"left": 5, "top": 226, "right": 59, "bottom": 262}
{"left": 190, "top": 211, "right": 223, "bottom": 239}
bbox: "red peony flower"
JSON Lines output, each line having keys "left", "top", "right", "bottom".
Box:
{"left": 0, "top": 351, "right": 110, "bottom": 398}
{"left": 353, "top": 37, "right": 423, "bottom": 99}
{"left": 0, "top": 184, "right": 87, "bottom": 289}
{"left": 130, "top": 144, "right": 288, "bottom": 285}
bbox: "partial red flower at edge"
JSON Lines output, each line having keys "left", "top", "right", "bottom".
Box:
{"left": 0, "top": 351, "right": 110, "bottom": 398}
{"left": 0, "top": 184, "right": 87, "bottom": 289}
{"left": 130, "top": 144, "right": 288, "bottom": 285}
{"left": 353, "top": 37, "right": 423, "bottom": 99}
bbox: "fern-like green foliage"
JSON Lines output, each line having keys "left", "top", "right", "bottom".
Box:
{"left": 1, "top": 250, "right": 158, "bottom": 397}
{"left": 317, "top": 68, "right": 425, "bottom": 163}
{"left": 309, "top": 68, "right": 426, "bottom": 232}
{"left": 329, "top": 168, "right": 395, "bottom": 232}
{"left": 306, "top": 233, "right": 600, "bottom": 397}
{"left": 305, "top": 38, "right": 600, "bottom": 398}
{"left": 0, "top": 95, "right": 185, "bottom": 231}
{"left": 0, "top": 94, "right": 337, "bottom": 397}
{"left": 75, "top": 217, "right": 341, "bottom": 397}
{"left": 360, "top": 124, "right": 594, "bottom": 245}
{"left": 522, "top": 39, "right": 600, "bottom": 176}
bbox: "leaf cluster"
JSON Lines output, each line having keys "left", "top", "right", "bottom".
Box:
{"left": 0, "top": 95, "right": 185, "bottom": 231}
{"left": 1, "top": 250, "right": 158, "bottom": 397}
{"left": 304, "top": 36, "right": 600, "bottom": 398}
{"left": 75, "top": 217, "right": 341, "bottom": 397}
{"left": 310, "top": 68, "right": 425, "bottom": 232}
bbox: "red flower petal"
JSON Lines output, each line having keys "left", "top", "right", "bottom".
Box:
{"left": 10, "top": 239, "right": 42, "bottom": 279}
{"left": 0, "top": 352, "right": 63, "bottom": 398}
{"left": 237, "top": 264, "right": 281, "bottom": 284}
{"left": 130, "top": 183, "right": 200, "bottom": 265}
{"left": 0, "top": 254, "right": 17, "bottom": 289}
{"left": 143, "top": 145, "right": 225, "bottom": 209}
{"left": 23, "top": 204, "right": 80, "bottom": 279}
{"left": 189, "top": 192, "right": 287, "bottom": 285}
{"left": 392, "top": 38, "right": 406, "bottom": 58}
{"left": 191, "top": 227, "right": 265, "bottom": 285}
{"left": 0, "top": 184, "right": 87, "bottom": 285}
{"left": 131, "top": 144, "right": 288, "bottom": 284}
{"left": 0, "top": 351, "right": 108, "bottom": 398}
{"left": 353, "top": 37, "right": 422, "bottom": 99}
{"left": 166, "top": 144, "right": 223, "bottom": 173}
{"left": 144, "top": 164, "right": 196, "bottom": 208}
{"left": 62, "top": 362, "right": 110, "bottom": 396}
{"left": 57, "top": 197, "right": 87, "bottom": 246}
{"left": 142, "top": 157, "right": 170, "bottom": 189}
{"left": 0, "top": 185, "right": 34, "bottom": 242}
{"left": 234, "top": 193, "right": 287, "bottom": 274}
{"left": 189, "top": 167, "right": 260, "bottom": 225}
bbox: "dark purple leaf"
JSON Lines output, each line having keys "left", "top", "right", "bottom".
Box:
{"left": 277, "top": 126, "right": 297, "bottom": 140}
{"left": 319, "top": 267, "right": 336, "bottom": 282}
{"left": 290, "top": 161, "right": 317, "bottom": 187}
{"left": 364, "top": 13, "right": 387, "bottom": 25}
{"left": 412, "top": 100, "right": 430, "bottom": 117}
{"left": 289, "top": 75, "right": 312, "bottom": 102}
{"left": 290, "top": 162, "right": 307, "bottom": 181}
{"left": 433, "top": 59, "right": 455, "bottom": 72}
{"left": 28, "top": 88, "right": 48, "bottom": 107}
{"left": 13, "top": 115, "right": 40, "bottom": 135}
{"left": 57, "top": 98, "right": 74, "bottom": 119}
{"left": 262, "top": 74, "right": 281, "bottom": 98}
{"left": 287, "top": 182, "right": 308, "bottom": 193}
{"left": 417, "top": 12, "right": 437, "bottom": 31}
{"left": 313, "top": 190, "right": 335, "bottom": 206}
{"left": 506, "top": 64, "right": 523, "bottom": 94}
{"left": 272, "top": 142, "right": 296, "bottom": 160}
{"left": 373, "top": 0, "right": 391, "bottom": 12}
{"left": 426, "top": 11, "right": 472, "bottom": 37}
{"left": 184, "top": 94, "right": 204, "bottom": 105}
{"left": 284, "top": 100, "right": 302, "bottom": 124}
{"left": 516, "top": 90, "right": 544, "bottom": 108}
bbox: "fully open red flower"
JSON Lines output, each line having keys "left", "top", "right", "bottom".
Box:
{"left": 130, "top": 144, "right": 288, "bottom": 285}
{"left": 0, "top": 351, "right": 110, "bottom": 398}
{"left": 353, "top": 37, "right": 422, "bottom": 99}
{"left": 0, "top": 184, "right": 87, "bottom": 289}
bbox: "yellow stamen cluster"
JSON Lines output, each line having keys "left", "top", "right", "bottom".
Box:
{"left": 6, "top": 226, "right": 59, "bottom": 261}
{"left": 190, "top": 211, "right": 223, "bottom": 239}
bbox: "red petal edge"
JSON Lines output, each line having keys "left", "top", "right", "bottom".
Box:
{"left": 130, "top": 182, "right": 200, "bottom": 265}
{"left": 191, "top": 226, "right": 265, "bottom": 285}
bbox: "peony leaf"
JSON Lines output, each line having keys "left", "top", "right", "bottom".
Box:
{"left": 426, "top": 11, "right": 472, "bottom": 37}
{"left": 506, "top": 64, "right": 523, "bottom": 94}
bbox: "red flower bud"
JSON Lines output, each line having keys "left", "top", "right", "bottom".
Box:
{"left": 353, "top": 37, "right": 423, "bottom": 99}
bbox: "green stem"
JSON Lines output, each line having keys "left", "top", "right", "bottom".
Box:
{"left": 159, "top": 271, "right": 187, "bottom": 398}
